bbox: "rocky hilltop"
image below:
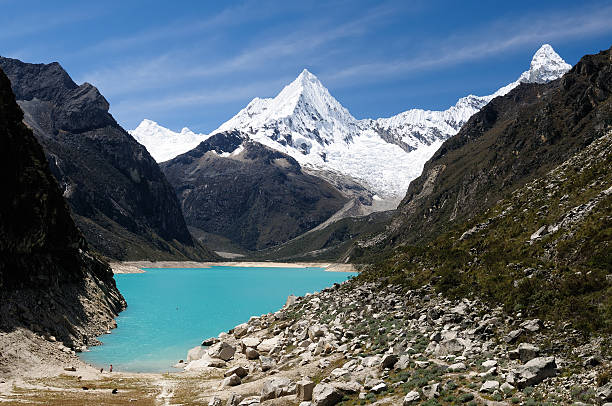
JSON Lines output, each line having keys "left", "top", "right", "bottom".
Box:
{"left": 0, "top": 57, "right": 216, "bottom": 261}
{"left": 0, "top": 67, "right": 126, "bottom": 377}
{"left": 161, "top": 131, "right": 349, "bottom": 251}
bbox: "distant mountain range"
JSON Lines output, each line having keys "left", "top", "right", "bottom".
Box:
{"left": 132, "top": 44, "right": 571, "bottom": 200}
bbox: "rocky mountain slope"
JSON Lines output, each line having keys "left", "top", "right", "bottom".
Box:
{"left": 133, "top": 45, "right": 570, "bottom": 201}
{"left": 161, "top": 131, "right": 348, "bottom": 251}
{"left": 370, "top": 45, "right": 611, "bottom": 249}
{"left": 0, "top": 57, "right": 216, "bottom": 261}
{"left": 0, "top": 66, "right": 126, "bottom": 376}
{"left": 350, "top": 46, "right": 612, "bottom": 334}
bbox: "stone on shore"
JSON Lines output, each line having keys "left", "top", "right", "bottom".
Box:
{"left": 221, "top": 373, "right": 242, "bottom": 388}
{"left": 225, "top": 366, "right": 248, "bottom": 378}
{"left": 209, "top": 342, "right": 236, "bottom": 361}
{"left": 233, "top": 323, "right": 249, "bottom": 338}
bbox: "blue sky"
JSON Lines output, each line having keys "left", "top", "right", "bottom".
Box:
{"left": 1, "top": 0, "right": 611, "bottom": 133}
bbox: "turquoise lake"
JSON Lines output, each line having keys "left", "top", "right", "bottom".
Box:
{"left": 80, "top": 266, "right": 355, "bottom": 372}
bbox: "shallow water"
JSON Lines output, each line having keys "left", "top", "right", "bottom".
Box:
{"left": 80, "top": 266, "right": 355, "bottom": 372}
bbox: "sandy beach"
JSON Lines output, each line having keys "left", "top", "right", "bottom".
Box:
{"left": 111, "top": 261, "right": 357, "bottom": 274}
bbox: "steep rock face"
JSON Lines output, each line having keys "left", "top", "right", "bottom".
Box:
{"left": 379, "top": 46, "right": 611, "bottom": 247}
{"left": 0, "top": 57, "right": 216, "bottom": 261}
{"left": 0, "top": 66, "right": 125, "bottom": 354}
{"left": 161, "top": 131, "right": 348, "bottom": 251}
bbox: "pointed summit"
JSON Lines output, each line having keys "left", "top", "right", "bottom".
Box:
{"left": 524, "top": 44, "right": 571, "bottom": 83}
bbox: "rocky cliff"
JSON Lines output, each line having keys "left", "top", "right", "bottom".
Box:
{"left": 0, "top": 66, "right": 126, "bottom": 375}
{"left": 161, "top": 131, "right": 348, "bottom": 251}
{"left": 0, "top": 57, "right": 216, "bottom": 261}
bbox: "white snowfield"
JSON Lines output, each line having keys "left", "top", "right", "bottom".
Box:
{"left": 130, "top": 44, "right": 570, "bottom": 199}
{"left": 130, "top": 119, "right": 209, "bottom": 162}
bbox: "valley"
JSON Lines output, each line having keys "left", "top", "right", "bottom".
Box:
{"left": 0, "top": 3, "right": 610, "bottom": 404}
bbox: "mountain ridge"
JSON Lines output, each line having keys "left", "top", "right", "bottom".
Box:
{"left": 0, "top": 65, "right": 126, "bottom": 375}
{"left": 133, "top": 44, "right": 571, "bottom": 200}
{"left": 0, "top": 56, "right": 217, "bottom": 261}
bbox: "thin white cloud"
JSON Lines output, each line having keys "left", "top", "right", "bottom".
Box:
{"left": 111, "top": 76, "right": 291, "bottom": 125}
{"left": 327, "top": 4, "right": 612, "bottom": 84}
{"left": 79, "top": 3, "right": 397, "bottom": 97}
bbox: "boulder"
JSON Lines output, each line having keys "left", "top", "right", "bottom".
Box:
{"left": 520, "top": 319, "right": 541, "bottom": 332}
{"left": 297, "top": 379, "right": 315, "bottom": 401}
{"left": 242, "top": 337, "right": 261, "bottom": 348}
{"left": 246, "top": 348, "right": 260, "bottom": 360}
{"left": 504, "top": 329, "right": 523, "bottom": 344}
{"left": 332, "top": 381, "right": 360, "bottom": 393}
{"left": 361, "top": 355, "right": 382, "bottom": 368}
{"left": 396, "top": 355, "right": 411, "bottom": 370}
{"left": 447, "top": 362, "right": 466, "bottom": 372}
{"left": 482, "top": 360, "right": 497, "bottom": 368}
{"left": 260, "top": 356, "right": 276, "bottom": 372}
{"left": 202, "top": 337, "right": 220, "bottom": 346}
{"left": 512, "top": 357, "right": 557, "bottom": 388}
{"left": 517, "top": 343, "right": 540, "bottom": 363}
{"left": 364, "top": 377, "right": 383, "bottom": 390}
{"left": 480, "top": 380, "right": 500, "bottom": 393}
{"left": 225, "top": 366, "right": 248, "bottom": 378}
{"left": 260, "top": 377, "right": 294, "bottom": 401}
{"left": 598, "top": 382, "right": 612, "bottom": 401}
{"left": 370, "top": 382, "right": 387, "bottom": 393}
{"left": 380, "top": 353, "right": 398, "bottom": 369}
{"left": 422, "top": 383, "right": 440, "bottom": 399}
{"left": 403, "top": 390, "right": 420, "bottom": 404}
{"left": 209, "top": 342, "right": 236, "bottom": 361}
{"left": 312, "top": 384, "right": 343, "bottom": 406}
{"left": 233, "top": 323, "right": 249, "bottom": 338}
{"left": 257, "top": 335, "right": 282, "bottom": 353}
{"left": 221, "top": 374, "right": 242, "bottom": 388}
{"left": 308, "top": 325, "right": 325, "bottom": 341}
{"left": 285, "top": 294, "right": 297, "bottom": 307}
{"left": 435, "top": 338, "right": 465, "bottom": 356}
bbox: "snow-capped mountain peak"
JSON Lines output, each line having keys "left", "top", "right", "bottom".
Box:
{"left": 522, "top": 44, "right": 572, "bottom": 83}
{"left": 215, "top": 68, "right": 359, "bottom": 153}
{"left": 129, "top": 119, "right": 209, "bottom": 162}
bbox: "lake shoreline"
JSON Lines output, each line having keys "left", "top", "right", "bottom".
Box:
{"left": 110, "top": 261, "right": 356, "bottom": 274}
